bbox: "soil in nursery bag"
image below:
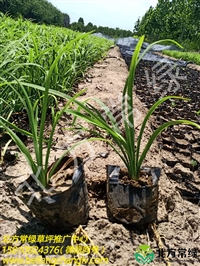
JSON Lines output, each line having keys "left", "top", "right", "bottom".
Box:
{"left": 106, "top": 165, "right": 161, "bottom": 227}
{"left": 16, "top": 156, "right": 89, "bottom": 233}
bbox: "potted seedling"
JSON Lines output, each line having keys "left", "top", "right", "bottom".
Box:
{"left": 0, "top": 37, "right": 90, "bottom": 233}
{"left": 64, "top": 36, "right": 200, "bottom": 226}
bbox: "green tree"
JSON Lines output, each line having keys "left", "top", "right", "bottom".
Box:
{"left": 0, "top": 0, "right": 70, "bottom": 27}
{"left": 78, "top": 17, "right": 84, "bottom": 25}
{"left": 136, "top": 0, "right": 200, "bottom": 49}
{"left": 63, "top": 13, "right": 70, "bottom": 27}
{"left": 133, "top": 18, "right": 140, "bottom": 35}
{"left": 85, "top": 22, "right": 94, "bottom": 32}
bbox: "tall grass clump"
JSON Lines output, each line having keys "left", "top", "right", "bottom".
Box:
{"left": 0, "top": 33, "right": 105, "bottom": 187}
{"left": 62, "top": 36, "right": 200, "bottom": 180}
{"left": 0, "top": 13, "right": 113, "bottom": 118}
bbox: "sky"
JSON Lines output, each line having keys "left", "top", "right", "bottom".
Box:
{"left": 48, "top": 0, "right": 158, "bottom": 31}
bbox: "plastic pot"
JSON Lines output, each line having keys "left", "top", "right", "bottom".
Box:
{"left": 16, "top": 156, "right": 89, "bottom": 233}
{"left": 106, "top": 165, "right": 161, "bottom": 226}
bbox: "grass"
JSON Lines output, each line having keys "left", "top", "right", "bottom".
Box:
{"left": 63, "top": 36, "right": 200, "bottom": 180}
{"left": 0, "top": 14, "right": 113, "bottom": 186}
{"left": 0, "top": 14, "right": 113, "bottom": 118}
{"left": 0, "top": 27, "right": 113, "bottom": 187}
{"left": 162, "top": 50, "right": 200, "bottom": 65}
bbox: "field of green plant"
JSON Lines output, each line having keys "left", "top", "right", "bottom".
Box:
{"left": 162, "top": 50, "right": 200, "bottom": 65}
{"left": 0, "top": 14, "right": 113, "bottom": 119}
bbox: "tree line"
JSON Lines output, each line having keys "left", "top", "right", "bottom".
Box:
{"left": 70, "top": 17, "right": 133, "bottom": 38}
{"left": 0, "top": 1, "right": 133, "bottom": 38}
{"left": 134, "top": 0, "right": 200, "bottom": 50}
{"left": 0, "top": 0, "right": 70, "bottom": 27}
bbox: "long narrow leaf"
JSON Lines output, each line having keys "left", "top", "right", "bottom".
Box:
{"left": 137, "top": 38, "right": 183, "bottom": 65}
{"left": 136, "top": 96, "right": 190, "bottom": 165}
{"left": 39, "top": 32, "right": 93, "bottom": 171}
{"left": 123, "top": 35, "right": 145, "bottom": 177}
{"left": 0, "top": 121, "right": 37, "bottom": 174}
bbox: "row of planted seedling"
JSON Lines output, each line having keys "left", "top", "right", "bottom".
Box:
{"left": 0, "top": 14, "right": 113, "bottom": 121}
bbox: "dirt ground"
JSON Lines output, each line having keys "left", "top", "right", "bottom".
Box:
{"left": 0, "top": 46, "right": 200, "bottom": 266}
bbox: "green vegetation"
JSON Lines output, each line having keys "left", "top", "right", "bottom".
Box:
{"left": 0, "top": 14, "right": 113, "bottom": 187}
{"left": 0, "top": 1, "right": 133, "bottom": 38}
{"left": 162, "top": 50, "right": 200, "bottom": 65}
{"left": 0, "top": 14, "right": 113, "bottom": 117}
{"left": 134, "top": 0, "right": 200, "bottom": 51}
{"left": 70, "top": 17, "right": 133, "bottom": 38}
{"left": 0, "top": 4, "right": 199, "bottom": 185}
{"left": 0, "top": 75, "right": 84, "bottom": 188}
{"left": 64, "top": 36, "right": 200, "bottom": 180}
{"left": 0, "top": 0, "right": 69, "bottom": 27}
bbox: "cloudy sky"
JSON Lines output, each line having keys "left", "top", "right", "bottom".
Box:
{"left": 48, "top": 0, "right": 158, "bottom": 31}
